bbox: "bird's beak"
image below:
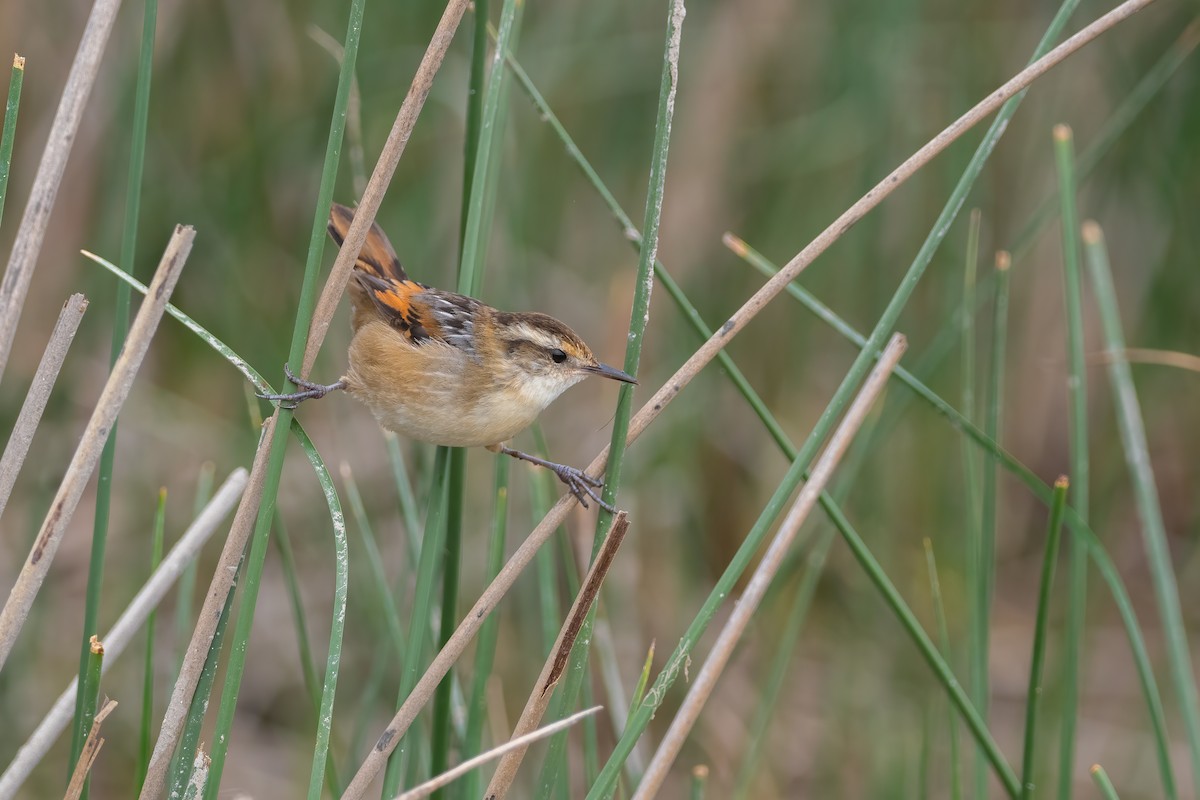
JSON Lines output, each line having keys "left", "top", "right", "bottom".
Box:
{"left": 586, "top": 362, "right": 638, "bottom": 385}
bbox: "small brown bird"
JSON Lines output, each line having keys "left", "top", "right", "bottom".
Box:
{"left": 264, "top": 203, "right": 636, "bottom": 509}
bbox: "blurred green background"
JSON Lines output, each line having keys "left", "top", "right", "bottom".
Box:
{"left": 0, "top": 0, "right": 1197, "bottom": 796}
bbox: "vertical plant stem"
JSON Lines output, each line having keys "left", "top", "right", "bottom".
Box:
{"left": 384, "top": 448, "right": 451, "bottom": 795}
{"left": 169, "top": 579, "right": 238, "bottom": 800}
{"left": 0, "top": 54, "right": 25, "bottom": 229}
{"left": 461, "top": 457, "right": 509, "bottom": 800}
{"left": 1090, "top": 765, "right": 1120, "bottom": 800}
{"left": 1083, "top": 221, "right": 1200, "bottom": 794}
{"left": 1053, "top": 123, "right": 1089, "bottom": 800}
{"left": 203, "top": 0, "right": 365, "bottom": 790}
{"left": 135, "top": 488, "right": 167, "bottom": 794}
{"left": 433, "top": 1, "right": 521, "bottom": 789}
{"left": 1020, "top": 477, "right": 1069, "bottom": 800}
{"left": 924, "top": 539, "right": 962, "bottom": 800}
{"left": 173, "top": 462, "right": 215, "bottom": 675}
{"left": 960, "top": 209, "right": 986, "bottom": 800}
{"left": 71, "top": 0, "right": 158, "bottom": 772}
{"left": 543, "top": 1, "right": 685, "bottom": 791}
{"left": 76, "top": 637, "right": 104, "bottom": 800}
{"left": 690, "top": 765, "right": 708, "bottom": 800}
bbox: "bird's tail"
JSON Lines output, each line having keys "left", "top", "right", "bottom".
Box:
{"left": 327, "top": 203, "right": 410, "bottom": 283}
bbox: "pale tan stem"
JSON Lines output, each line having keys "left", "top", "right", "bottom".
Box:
{"left": 0, "top": 0, "right": 125, "bottom": 381}
{"left": 0, "top": 226, "right": 193, "bottom": 673}
{"left": 338, "top": 3, "right": 1157, "bottom": 794}
{"left": 0, "top": 293, "right": 88, "bottom": 519}
{"left": 633, "top": 335, "right": 907, "bottom": 798}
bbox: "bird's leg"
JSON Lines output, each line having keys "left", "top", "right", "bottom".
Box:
{"left": 495, "top": 446, "right": 616, "bottom": 513}
{"left": 258, "top": 363, "right": 348, "bottom": 409}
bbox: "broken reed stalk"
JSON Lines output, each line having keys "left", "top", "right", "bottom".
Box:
{"left": 0, "top": 225, "right": 194, "bottom": 673}
{"left": 633, "top": 334, "right": 907, "bottom": 798}
{"left": 141, "top": 7, "right": 471, "bottom": 793}
{"left": 337, "top": 4, "right": 1158, "bottom": 793}
{"left": 0, "top": 468, "right": 247, "bottom": 799}
{"left": 0, "top": 0, "right": 125, "bottom": 381}
{"left": 0, "top": 293, "right": 88, "bottom": 518}
{"left": 485, "top": 513, "right": 631, "bottom": 798}
{"left": 63, "top": 699, "right": 116, "bottom": 800}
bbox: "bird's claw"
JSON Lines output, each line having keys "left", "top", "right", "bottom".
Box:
{"left": 552, "top": 464, "right": 617, "bottom": 514}
{"left": 257, "top": 364, "right": 344, "bottom": 409}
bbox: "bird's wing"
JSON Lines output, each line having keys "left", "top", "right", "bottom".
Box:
{"left": 355, "top": 272, "right": 481, "bottom": 357}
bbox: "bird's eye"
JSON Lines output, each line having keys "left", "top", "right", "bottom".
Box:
{"left": 550, "top": 348, "right": 567, "bottom": 364}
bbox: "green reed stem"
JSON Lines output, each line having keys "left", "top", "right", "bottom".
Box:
{"left": 1084, "top": 221, "right": 1200, "bottom": 795}
{"left": 1053, "top": 123, "right": 1089, "bottom": 800}
{"left": 204, "top": 0, "right": 363, "bottom": 791}
{"left": 1090, "top": 765, "right": 1121, "bottom": 800}
{"left": 543, "top": 4, "right": 684, "bottom": 792}
{"left": 460, "top": 457, "right": 509, "bottom": 800}
{"left": 1020, "top": 478, "right": 1069, "bottom": 800}
{"left": 385, "top": 447, "right": 451, "bottom": 794}
{"left": 75, "top": 636, "right": 104, "bottom": 800}
{"left": 924, "top": 539, "right": 962, "bottom": 800}
{"left": 71, "top": 0, "right": 157, "bottom": 774}
{"left": 0, "top": 54, "right": 25, "bottom": 229}
{"left": 135, "top": 488, "right": 167, "bottom": 793}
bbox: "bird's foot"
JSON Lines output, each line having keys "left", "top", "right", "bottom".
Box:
{"left": 499, "top": 447, "right": 616, "bottom": 513}
{"left": 258, "top": 364, "right": 347, "bottom": 409}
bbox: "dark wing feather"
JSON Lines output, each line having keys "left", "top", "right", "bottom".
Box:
{"left": 355, "top": 272, "right": 481, "bottom": 358}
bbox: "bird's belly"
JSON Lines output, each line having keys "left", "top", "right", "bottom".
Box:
{"left": 368, "top": 389, "right": 538, "bottom": 448}
{"left": 345, "top": 327, "right": 540, "bottom": 447}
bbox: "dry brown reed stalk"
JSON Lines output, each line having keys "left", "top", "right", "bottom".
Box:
{"left": 0, "top": 293, "right": 88, "bottom": 518}
{"left": 137, "top": 422, "right": 273, "bottom": 799}
{"left": 338, "top": 4, "right": 1157, "bottom": 794}
{"left": 633, "top": 334, "right": 907, "bottom": 798}
{"left": 0, "top": 0, "right": 125, "bottom": 381}
{"left": 139, "top": 5, "right": 471, "bottom": 795}
{"left": 394, "top": 707, "right": 604, "bottom": 800}
{"left": 63, "top": 697, "right": 116, "bottom": 800}
{"left": 0, "top": 225, "right": 194, "bottom": 673}
{"left": 485, "top": 513, "right": 631, "bottom": 799}
{"left": 0, "top": 468, "right": 247, "bottom": 799}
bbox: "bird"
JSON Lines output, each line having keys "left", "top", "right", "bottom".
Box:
{"left": 261, "top": 202, "right": 636, "bottom": 510}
